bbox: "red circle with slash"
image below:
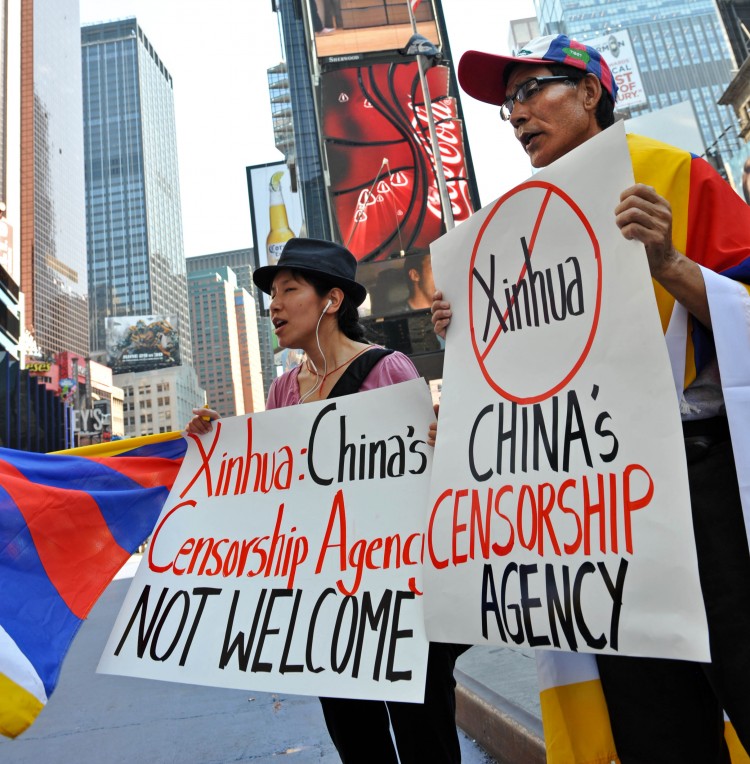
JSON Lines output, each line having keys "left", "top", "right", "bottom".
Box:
{"left": 468, "top": 181, "right": 602, "bottom": 404}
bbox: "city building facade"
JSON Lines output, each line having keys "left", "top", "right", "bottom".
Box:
{"left": 81, "top": 18, "right": 203, "bottom": 437}
{"left": 21, "top": 0, "right": 88, "bottom": 358}
{"left": 717, "top": 0, "right": 750, "bottom": 66}
{"left": 117, "top": 365, "right": 204, "bottom": 438}
{"left": 533, "top": 0, "right": 743, "bottom": 166}
{"left": 187, "top": 265, "right": 265, "bottom": 417}
{"left": 81, "top": 18, "right": 193, "bottom": 364}
{"left": 186, "top": 248, "right": 275, "bottom": 400}
{"left": 0, "top": 1, "right": 21, "bottom": 359}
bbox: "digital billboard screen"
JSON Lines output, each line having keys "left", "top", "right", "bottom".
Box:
{"left": 321, "top": 61, "right": 474, "bottom": 262}
{"left": 357, "top": 251, "right": 434, "bottom": 316}
{"left": 308, "top": 0, "right": 440, "bottom": 62}
{"left": 106, "top": 314, "right": 181, "bottom": 375}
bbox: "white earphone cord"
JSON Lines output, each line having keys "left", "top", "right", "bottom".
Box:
{"left": 299, "top": 300, "right": 331, "bottom": 404}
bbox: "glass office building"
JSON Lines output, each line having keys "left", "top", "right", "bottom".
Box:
{"left": 81, "top": 18, "right": 192, "bottom": 363}
{"left": 534, "top": 0, "right": 743, "bottom": 162}
{"left": 21, "top": 0, "right": 88, "bottom": 357}
{"left": 274, "top": 0, "right": 331, "bottom": 240}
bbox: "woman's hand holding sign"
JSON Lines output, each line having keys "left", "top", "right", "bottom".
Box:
{"left": 186, "top": 407, "right": 220, "bottom": 435}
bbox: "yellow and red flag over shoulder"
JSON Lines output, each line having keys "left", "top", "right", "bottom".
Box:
{"left": 538, "top": 136, "right": 750, "bottom": 763}
{"left": 538, "top": 650, "right": 750, "bottom": 764}
{"left": 0, "top": 432, "right": 186, "bottom": 739}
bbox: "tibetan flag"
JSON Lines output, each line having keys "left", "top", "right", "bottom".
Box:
{"left": 627, "top": 132, "right": 750, "bottom": 389}
{"left": 538, "top": 136, "right": 750, "bottom": 763}
{"left": 538, "top": 651, "right": 750, "bottom": 764}
{"left": 0, "top": 432, "right": 186, "bottom": 739}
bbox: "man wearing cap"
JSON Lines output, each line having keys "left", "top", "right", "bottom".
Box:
{"left": 432, "top": 34, "right": 750, "bottom": 763}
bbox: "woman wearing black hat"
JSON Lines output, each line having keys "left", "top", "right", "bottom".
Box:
{"left": 187, "top": 237, "right": 465, "bottom": 764}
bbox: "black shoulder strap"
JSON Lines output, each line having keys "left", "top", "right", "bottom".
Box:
{"left": 327, "top": 347, "right": 394, "bottom": 399}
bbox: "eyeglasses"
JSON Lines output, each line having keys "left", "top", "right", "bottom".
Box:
{"left": 499, "top": 76, "right": 577, "bottom": 121}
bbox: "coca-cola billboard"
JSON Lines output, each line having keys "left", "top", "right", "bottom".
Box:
{"left": 322, "top": 62, "right": 475, "bottom": 262}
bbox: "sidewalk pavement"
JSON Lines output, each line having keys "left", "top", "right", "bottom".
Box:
{"left": 0, "top": 554, "right": 547, "bottom": 763}
{"left": 456, "top": 646, "right": 545, "bottom": 764}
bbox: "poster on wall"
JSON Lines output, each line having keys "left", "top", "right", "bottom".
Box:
{"left": 321, "top": 62, "right": 475, "bottom": 262}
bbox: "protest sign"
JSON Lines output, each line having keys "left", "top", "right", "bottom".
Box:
{"left": 424, "top": 123, "right": 710, "bottom": 661}
{"left": 99, "top": 378, "right": 434, "bottom": 701}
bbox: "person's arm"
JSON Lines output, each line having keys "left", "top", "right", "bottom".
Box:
{"left": 615, "top": 183, "right": 711, "bottom": 328}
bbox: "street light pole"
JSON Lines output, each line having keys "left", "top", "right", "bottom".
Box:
{"left": 404, "top": 2, "right": 455, "bottom": 231}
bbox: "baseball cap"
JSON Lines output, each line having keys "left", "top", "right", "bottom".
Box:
{"left": 458, "top": 34, "right": 618, "bottom": 107}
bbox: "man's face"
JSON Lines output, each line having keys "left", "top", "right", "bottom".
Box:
{"left": 505, "top": 64, "right": 602, "bottom": 168}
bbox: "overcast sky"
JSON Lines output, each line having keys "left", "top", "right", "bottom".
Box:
{"left": 78, "top": 0, "right": 537, "bottom": 258}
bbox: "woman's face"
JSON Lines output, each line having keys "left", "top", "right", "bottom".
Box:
{"left": 269, "top": 269, "right": 330, "bottom": 349}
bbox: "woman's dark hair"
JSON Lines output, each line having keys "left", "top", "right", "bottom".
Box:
{"left": 295, "top": 270, "right": 366, "bottom": 342}
{"left": 548, "top": 63, "right": 615, "bottom": 129}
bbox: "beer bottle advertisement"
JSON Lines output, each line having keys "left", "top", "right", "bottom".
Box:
{"left": 246, "top": 161, "right": 306, "bottom": 310}
{"left": 266, "top": 170, "right": 296, "bottom": 265}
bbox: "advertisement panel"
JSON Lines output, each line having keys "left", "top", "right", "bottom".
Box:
{"left": 246, "top": 161, "right": 306, "bottom": 310}
{"left": 321, "top": 62, "right": 474, "bottom": 263}
{"left": 308, "top": 0, "right": 440, "bottom": 63}
{"left": 106, "top": 314, "right": 181, "bottom": 375}
{"left": 586, "top": 30, "right": 647, "bottom": 110}
{"left": 356, "top": 251, "right": 433, "bottom": 316}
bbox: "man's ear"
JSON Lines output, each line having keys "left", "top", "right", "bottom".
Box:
{"left": 581, "top": 73, "right": 603, "bottom": 112}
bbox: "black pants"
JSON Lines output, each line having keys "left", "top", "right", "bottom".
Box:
{"left": 319, "top": 642, "right": 468, "bottom": 763}
{"left": 597, "top": 437, "right": 750, "bottom": 764}
{"left": 322, "top": 0, "right": 343, "bottom": 28}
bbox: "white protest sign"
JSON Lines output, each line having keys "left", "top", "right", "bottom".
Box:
{"left": 99, "top": 378, "right": 434, "bottom": 701}
{"left": 424, "top": 123, "right": 710, "bottom": 661}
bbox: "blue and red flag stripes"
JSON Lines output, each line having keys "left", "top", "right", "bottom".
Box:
{"left": 0, "top": 432, "right": 185, "bottom": 738}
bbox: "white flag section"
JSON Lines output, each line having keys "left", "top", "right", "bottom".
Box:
{"left": 99, "top": 378, "right": 434, "bottom": 701}
{"left": 425, "top": 123, "right": 710, "bottom": 661}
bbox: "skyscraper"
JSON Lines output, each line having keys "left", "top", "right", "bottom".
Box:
{"left": 81, "top": 18, "right": 192, "bottom": 365}
{"left": 187, "top": 265, "right": 265, "bottom": 417}
{"left": 533, "top": 0, "right": 742, "bottom": 163}
{"left": 0, "top": 0, "right": 21, "bottom": 359}
{"left": 21, "top": 0, "right": 88, "bottom": 358}
{"left": 186, "top": 248, "right": 275, "bottom": 400}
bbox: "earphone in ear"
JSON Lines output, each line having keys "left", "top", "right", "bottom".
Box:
{"left": 323, "top": 298, "right": 333, "bottom": 313}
